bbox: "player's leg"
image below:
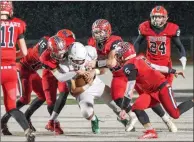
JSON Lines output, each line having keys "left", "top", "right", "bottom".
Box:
{"left": 151, "top": 103, "right": 177, "bottom": 132}
{"left": 48, "top": 81, "right": 69, "bottom": 135}
{"left": 131, "top": 94, "right": 158, "bottom": 139}
{"left": 1, "top": 68, "right": 35, "bottom": 141}
{"left": 77, "top": 92, "right": 100, "bottom": 134}
{"left": 24, "top": 72, "right": 46, "bottom": 131}
{"left": 111, "top": 76, "right": 137, "bottom": 131}
{"left": 42, "top": 69, "right": 59, "bottom": 132}
{"left": 42, "top": 69, "right": 58, "bottom": 115}
{"left": 159, "top": 84, "right": 193, "bottom": 119}
{"left": 1, "top": 66, "right": 32, "bottom": 135}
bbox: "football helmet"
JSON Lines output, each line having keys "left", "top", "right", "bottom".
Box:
{"left": 0, "top": 1, "right": 13, "bottom": 17}
{"left": 150, "top": 6, "right": 168, "bottom": 28}
{"left": 115, "top": 42, "right": 136, "bottom": 63}
{"left": 85, "top": 45, "right": 97, "bottom": 61}
{"left": 56, "top": 29, "right": 76, "bottom": 47}
{"left": 68, "top": 42, "right": 87, "bottom": 70}
{"left": 47, "top": 35, "right": 68, "bottom": 61}
{"left": 92, "top": 19, "right": 112, "bottom": 43}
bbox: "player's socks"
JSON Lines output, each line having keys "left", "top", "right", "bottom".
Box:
{"left": 178, "top": 100, "right": 193, "bottom": 115}
{"left": 9, "top": 109, "right": 30, "bottom": 131}
{"left": 47, "top": 104, "right": 54, "bottom": 115}
{"left": 25, "top": 97, "right": 45, "bottom": 121}
{"left": 50, "top": 112, "right": 59, "bottom": 121}
{"left": 53, "top": 92, "right": 68, "bottom": 114}
{"left": 151, "top": 104, "right": 165, "bottom": 117}
{"left": 91, "top": 115, "right": 100, "bottom": 134}
{"left": 125, "top": 111, "right": 137, "bottom": 132}
{"left": 162, "top": 114, "right": 177, "bottom": 132}
{"left": 1, "top": 100, "right": 25, "bottom": 125}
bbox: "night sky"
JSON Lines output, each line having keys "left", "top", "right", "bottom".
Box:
{"left": 13, "top": 1, "right": 194, "bottom": 40}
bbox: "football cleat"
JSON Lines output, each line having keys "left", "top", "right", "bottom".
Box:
{"left": 45, "top": 120, "right": 54, "bottom": 131}
{"left": 162, "top": 117, "right": 178, "bottom": 132}
{"left": 138, "top": 129, "right": 158, "bottom": 139}
{"left": 91, "top": 115, "right": 100, "bottom": 134}
{"left": 117, "top": 117, "right": 136, "bottom": 132}
{"left": 25, "top": 128, "right": 36, "bottom": 142}
{"left": 1, "top": 123, "right": 12, "bottom": 135}
{"left": 53, "top": 121, "right": 64, "bottom": 135}
{"left": 125, "top": 111, "right": 138, "bottom": 132}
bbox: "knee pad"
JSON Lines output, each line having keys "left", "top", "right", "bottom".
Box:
{"left": 79, "top": 102, "right": 94, "bottom": 119}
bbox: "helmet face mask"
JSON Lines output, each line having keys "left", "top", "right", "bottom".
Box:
{"left": 151, "top": 15, "right": 168, "bottom": 28}
{"left": 0, "top": 1, "right": 13, "bottom": 17}
{"left": 150, "top": 6, "right": 168, "bottom": 28}
{"left": 68, "top": 42, "right": 87, "bottom": 71}
{"left": 92, "top": 19, "right": 112, "bottom": 43}
{"left": 92, "top": 28, "right": 108, "bottom": 43}
{"left": 48, "top": 36, "right": 67, "bottom": 61}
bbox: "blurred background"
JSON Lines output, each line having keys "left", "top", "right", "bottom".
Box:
{"left": 13, "top": 1, "right": 194, "bottom": 62}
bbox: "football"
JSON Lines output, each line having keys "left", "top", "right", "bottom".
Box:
{"left": 75, "top": 75, "right": 87, "bottom": 87}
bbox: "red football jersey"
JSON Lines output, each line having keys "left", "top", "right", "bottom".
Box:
{"left": 124, "top": 55, "right": 166, "bottom": 93}
{"left": 1, "top": 17, "right": 26, "bottom": 65}
{"left": 20, "top": 36, "right": 56, "bottom": 71}
{"left": 139, "top": 21, "right": 179, "bottom": 66}
{"left": 88, "top": 35, "right": 123, "bottom": 75}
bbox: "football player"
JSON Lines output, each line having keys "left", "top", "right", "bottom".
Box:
{"left": 133, "top": 6, "right": 187, "bottom": 132}
{"left": 0, "top": 1, "right": 35, "bottom": 141}
{"left": 88, "top": 19, "right": 176, "bottom": 132}
{"left": 88, "top": 19, "right": 137, "bottom": 130}
{"left": 69, "top": 43, "right": 122, "bottom": 134}
{"left": 1, "top": 30, "right": 74, "bottom": 135}
{"left": 43, "top": 29, "right": 75, "bottom": 135}
{"left": 114, "top": 42, "right": 193, "bottom": 139}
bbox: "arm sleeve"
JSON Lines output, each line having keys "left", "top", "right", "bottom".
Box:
{"left": 172, "top": 36, "right": 186, "bottom": 58}
{"left": 150, "top": 63, "right": 177, "bottom": 74}
{"left": 123, "top": 64, "right": 137, "bottom": 99}
{"left": 133, "top": 34, "right": 145, "bottom": 54}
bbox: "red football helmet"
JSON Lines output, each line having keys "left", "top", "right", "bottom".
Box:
{"left": 150, "top": 6, "right": 168, "bottom": 28}
{"left": 115, "top": 42, "right": 136, "bottom": 63}
{"left": 92, "top": 19, "right": 112, "bottom": 43}
{"left": 56, "top": 29, "right": 76, "bottom": 47}
{"left": 47, "top": 35, "right": 68, "bottom": 61}
{"left": 0, "top": 1, "right": 13, "bottom": 17}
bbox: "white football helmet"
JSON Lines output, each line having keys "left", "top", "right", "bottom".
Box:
{"left": 85, "top": 45, "right": 98, "bottom": 61}
{"left": 68, "top": 42, "right": 87, "bottom": 70}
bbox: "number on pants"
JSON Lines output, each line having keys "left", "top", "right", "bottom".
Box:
{"left": 1, "top": 26, "right": 14, "bottom": 48}
{"left": 149, "top": 41, "right": 166, "bottom": 55}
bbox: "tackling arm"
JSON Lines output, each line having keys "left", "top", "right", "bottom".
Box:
{"left": 121, "top": 64, "right": 137, "bottom": 113}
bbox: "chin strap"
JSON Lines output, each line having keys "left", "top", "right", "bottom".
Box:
{"left": 179, "top": 56, "right": 187, "bottom": 70}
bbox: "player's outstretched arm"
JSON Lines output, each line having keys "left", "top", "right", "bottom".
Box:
{"left": 150, "top": 63, "right": 185, "bottom": 78}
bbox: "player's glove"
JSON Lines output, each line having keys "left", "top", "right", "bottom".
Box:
{"left": 179, "top": 56, "right": 187, "bottom": 70}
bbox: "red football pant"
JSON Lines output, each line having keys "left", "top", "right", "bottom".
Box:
{"left": 111, "top": 76, "right": 128, "bottom": 100}
{"left": 1, "top": 65, "right": 17, "bottom": 112}
{"left": 133, "top": 84, "right": 180, "bottom": 119}
{"left": 18, "top": 64, "right": 45, "bottom": 104}
{"left": 42, "top": 69, "right": 69, "bottom": 106}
